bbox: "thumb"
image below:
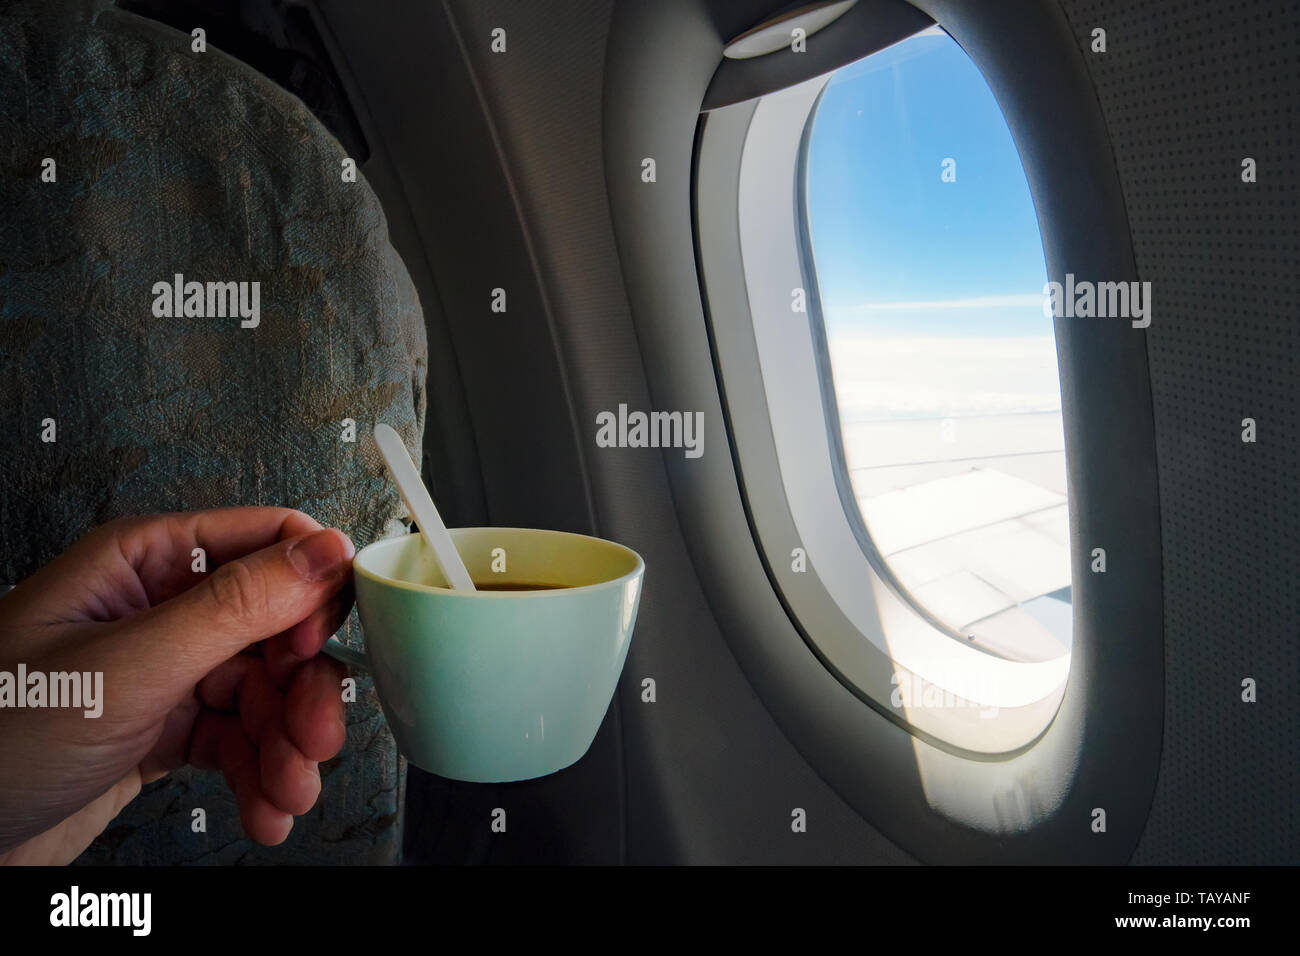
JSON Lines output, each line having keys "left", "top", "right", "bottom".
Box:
{"left": 117, "top": 529, "right": 355, "bottom": 688}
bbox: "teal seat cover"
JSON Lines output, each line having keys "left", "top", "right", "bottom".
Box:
{"left": 0, "top": 0, "right": 427, "bottom": 863}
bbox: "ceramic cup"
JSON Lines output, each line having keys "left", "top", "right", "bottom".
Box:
{"left": 322, "top": 527, "right": 644, "bottom": 782}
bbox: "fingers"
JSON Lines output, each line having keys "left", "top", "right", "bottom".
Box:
{"left": 262, "top": 581, "right": 354, "bottom": 687}
{"left": 191, "top": 655, "right": 346, "bottom": 845}
{"left": 117, "top": 528, "right": 355, "bottom": 693}
{"left": 3, "top": 508, "right": 329, "bottom": 628}
{"left": 123, "top": 508, "right": 326, "bottom": 607}
{"left": 194, "top": 653, "right": 257, "bottom": 711}
{"left": 191, "top": 713, "right": 294, "bottom": 846}
{"left": 284, "top": 656, "right": 348, "bottom": 763}
{"left": 200, "top": 659, "right": 321, "bottom": 816}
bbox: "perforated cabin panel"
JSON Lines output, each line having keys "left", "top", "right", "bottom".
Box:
{"left": 1057, "top": 0, "right": 1299, "bottom": 863}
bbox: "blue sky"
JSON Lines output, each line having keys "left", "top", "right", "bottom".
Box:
{"left": 805, "top": 28, "right": 1051, "bottom": 340}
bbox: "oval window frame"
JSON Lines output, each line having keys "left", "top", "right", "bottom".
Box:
{"left": 605, "top": 0, "right": 1163, "bottom": 861}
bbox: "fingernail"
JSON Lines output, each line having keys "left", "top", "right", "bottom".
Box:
{"left": 288, "top": 530, "right": 351, "bottom": 581}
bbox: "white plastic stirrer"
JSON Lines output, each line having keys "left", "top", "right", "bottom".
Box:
{"left": 373, "top": 423, "right": 477, "bottom": 592}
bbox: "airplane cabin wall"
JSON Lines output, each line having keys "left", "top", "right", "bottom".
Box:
{"left": 318, "top": 0, "right": 1297, "bottom": 864}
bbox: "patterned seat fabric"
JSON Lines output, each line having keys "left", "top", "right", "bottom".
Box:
{"left": 0, "top": 0, "right": 426, "bottom": 863}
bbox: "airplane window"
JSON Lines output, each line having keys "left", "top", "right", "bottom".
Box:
{"left": 802, "top": 27, "right": 1072, "bottom": 663}
{"left": 696, "top": 24, "right": 1072, "bottom": 750}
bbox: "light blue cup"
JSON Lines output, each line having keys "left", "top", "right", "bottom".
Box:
{"left": 323, "top": 528, "right": 644, "bottom": 782}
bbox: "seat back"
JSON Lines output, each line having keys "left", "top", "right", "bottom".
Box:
{"left": 0, "top": 0, "right": 427, "bottom": 864}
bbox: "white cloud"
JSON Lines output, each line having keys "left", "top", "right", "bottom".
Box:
{"left": 826, "top": 294, "right": 1045, "bottom": 314}
{"left": 824, "top": 333, "right": 1061, "bottom": 421}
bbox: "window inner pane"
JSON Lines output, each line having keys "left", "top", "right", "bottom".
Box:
{"left": 804, "top": 28, "right": 1071, "bottom": 662}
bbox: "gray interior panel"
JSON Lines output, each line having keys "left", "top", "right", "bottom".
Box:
{"left": 1057, "top": 0, "right": 1300, "bottom": 865}
{"left": 700, "top": 0, "right": 932, "bottom": 110}
{"left": 448, "top": 0, "right": 917, "bottom": 865}
{"left": 309, "top": 0, "right": 1293, "bottom": 864}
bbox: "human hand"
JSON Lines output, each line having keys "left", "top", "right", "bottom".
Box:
{"left": 0, "top": 507, "right": 355, "bottom": 864}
